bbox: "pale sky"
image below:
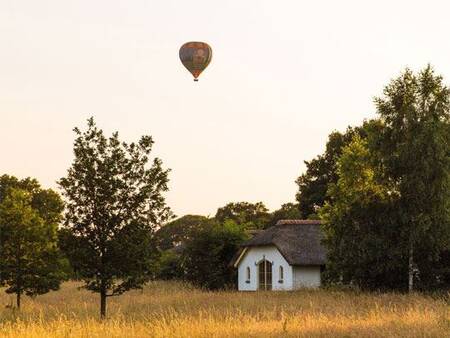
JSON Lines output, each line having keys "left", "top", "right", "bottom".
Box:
{"left": 1, "top": 0, "right": 450, "bottom": 216}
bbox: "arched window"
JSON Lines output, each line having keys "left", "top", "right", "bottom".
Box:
{"left": 279, "top": 266, "right": 284, "bottom": 283}
{"left": 246, "top": 267, "right": 251, "bottom": 282}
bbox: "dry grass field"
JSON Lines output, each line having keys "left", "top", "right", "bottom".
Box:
{"left": 0, "top": 281, "right": 449, "bottom": 338}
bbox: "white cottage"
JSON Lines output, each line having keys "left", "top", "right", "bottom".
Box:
{"left": 232, "top": 220, "right": 326, "bottom": 291}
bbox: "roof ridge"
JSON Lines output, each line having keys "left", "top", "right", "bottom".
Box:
{"left": 275, "top": 219, "right": 322, "bottom": 226}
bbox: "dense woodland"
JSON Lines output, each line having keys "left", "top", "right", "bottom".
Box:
{"left": 0, "top": 65, "right": 449, "bottom": 318}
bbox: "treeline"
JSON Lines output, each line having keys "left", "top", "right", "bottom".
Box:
{"left": 154, "top": 201, "right": 301, "bottom": 289}
{"left": 0, "top": 119, "right": 298, "bottom": 318}
{"left": 0, "top": 65, "right": 449, "bottom": 319}
{"left": 297, "top": 65, "right": 450, "bottom": 292}
{"left": 0, "top": 180, "right": 296, "bottom": 315}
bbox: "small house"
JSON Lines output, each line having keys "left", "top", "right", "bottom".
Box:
{"left": 232, "top": 220, "right": 326, "bottom": 291}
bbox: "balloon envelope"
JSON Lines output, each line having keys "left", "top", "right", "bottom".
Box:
{"left": 179, "top": 42, "right": 212, "bottom": 81}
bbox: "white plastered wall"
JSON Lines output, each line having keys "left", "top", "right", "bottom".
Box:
{"left": 293, "top": 266, "right": 321, "bottom": 288}
{"left": 237, "top": 246, "right": 293, "bottom": 291}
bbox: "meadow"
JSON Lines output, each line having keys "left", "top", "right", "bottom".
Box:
{"left": 0, "top": 281, "right": 449, "bottom": 338}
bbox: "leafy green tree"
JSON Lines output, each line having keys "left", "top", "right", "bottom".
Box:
{"left": 59, "top": 118, "right": 172, "bottom": 318}
{"left": 267, "top": 203, "right": 302, "bottom": 226}
{"left": 154, "top": 215, "right": 211, "bottom": 281}
{"left": 155, "top": 215, "right": 210, "bottom": 251}
{"left": 215, "top": 202, "right": 270, "bottom": 229}
{"left": 374, "top": 65, "right": 450, "bottom": 291}
{"left": 0, "top": 175, "right": 64, "bottom": 224}
{"left": 321, "top": 66, "right": 450, "bottom": 291}
{"left": 320, "top": 136, "right": 404, "bottom": 289}
{"left": 296, "top": 121, "right": 382, "bottom": 218}
{"left": 157, "top": 249, "right": 184, "bottom": 280}
{"left": 0, "top": 175, "right": 40, "bottom": 202}
{"left": 296, "top": 130, "right": 355, "bottom": 218}
{"left": 182, "top": 219, "right": 248, "bottom": 289}
{"left": 0, "top": 188, "right": 64, "bottom": 308}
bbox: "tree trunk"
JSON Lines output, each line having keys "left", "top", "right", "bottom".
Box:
{"left": 408, "top": 242, "right": 414, "bottom": 292}
{"left": 16, "top": 291, "right": 21, "bottom": 309}
{"left": 16, "top": 247, "right": 22, "bottom": 309}
{"left": 100, "top": 290, "right": 107, "bottom": 319}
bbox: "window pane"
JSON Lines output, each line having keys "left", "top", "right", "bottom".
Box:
{"left": 258, "top": 260, "right": 273, "bottom": 290}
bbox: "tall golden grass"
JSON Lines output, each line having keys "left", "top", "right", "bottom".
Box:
{"left": 0, "top": 281, "right": 449, "bottom": 337}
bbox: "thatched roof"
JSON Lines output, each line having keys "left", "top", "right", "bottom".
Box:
{"left": 236, "top": 219, "right": 326, "bottom": 266}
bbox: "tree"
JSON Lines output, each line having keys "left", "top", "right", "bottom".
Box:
{"left": 154, "top": 215, "right": 210, "bottom": 280}
{"left": 157, "top": 249, "right": 184, "bottom": 280}
{"left": 321, "top": 66, "right": 450, "bottom": 291}
{"left": 320, "top": 136, "right": 405, "bottom": 290}
{"left": 0, "top": 188, "right": 64, "bottom": 308}
{"left": 182, "top": 219, "right": 248, "bottom": 289}
{"left": 0, "top": 175, "right": 64, "bottom": 224}
{"left": 374, "top": 65, "right": 450, "bottom": 291}
{"left": 0, "top": 175, "right": 40, "bottom": 202}
{"left": 215, "top": 202, "right": 270, "bottom": 229}
{"left": 267, "top": 203, "right": 302, "bottom": 226}
{"left": 155, "top": 215, "right": 210, "bottom": 251}
{"left": 296, "top": 121, "right": 382, "bottom": 218}
{"left": 59, "top": 117, "right": 172, "bottom": 318}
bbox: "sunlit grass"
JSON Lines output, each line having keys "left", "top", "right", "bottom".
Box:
{"left": 0, "top": 281, "right": 449, "bottom": 337}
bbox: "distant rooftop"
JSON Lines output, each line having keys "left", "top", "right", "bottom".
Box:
{"left": 276, "top": 219, "right": 322, "bottom": 226}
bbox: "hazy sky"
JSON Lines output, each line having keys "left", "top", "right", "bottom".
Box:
{"left": 1, "top": 0, "right": 450, "bottom": 216}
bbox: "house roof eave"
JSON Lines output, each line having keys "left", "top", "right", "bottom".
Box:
{"left": 231, "top": 247, "right": 248, "bottom": 268}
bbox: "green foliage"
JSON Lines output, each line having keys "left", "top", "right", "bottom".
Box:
{"left": 295, "top": 123, "right": 380, "bottom": 218}
{"left": 155, "top": 215, "right": 210, "bottom": 251}
{"left": 321, "top": 65, "right": 450, "bottom": 291}
{"left": 58, "top": 117, "right": 171, "bottom": 317}
{"left": 155, "top": 203, "right": 304, "bottom": 285}
{"left": 181, "top": 219, "right": 248, "bottom": 290}
{"left": 154, "top": 215, "right": 211, "bottom": 281}
{"left": 215, "top": 201, "right": 270, "bottom": 229}
{"left": 0, "top": 188, "right": 65, "bottom": 308}
{"left": 374, "top": 65, "right": 450, "bottom": 290}
{"left": 0, "top": 175, "right": 40, "bottom": 202}
{"left": 0, "top": 175, "right": 64, "bottom": 225}
{"left": 267, "top": 203, "right": 302, "bottom": 226}
{"left": 157, "top": 250, "right": 184, "bottom": 280}
{"left": 320, "top": 136, "right": 405, "bottom": 289}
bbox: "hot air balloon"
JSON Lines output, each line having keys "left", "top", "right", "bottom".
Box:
{"left": 179, "top": 41, "right": 212, "bottom": 81}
